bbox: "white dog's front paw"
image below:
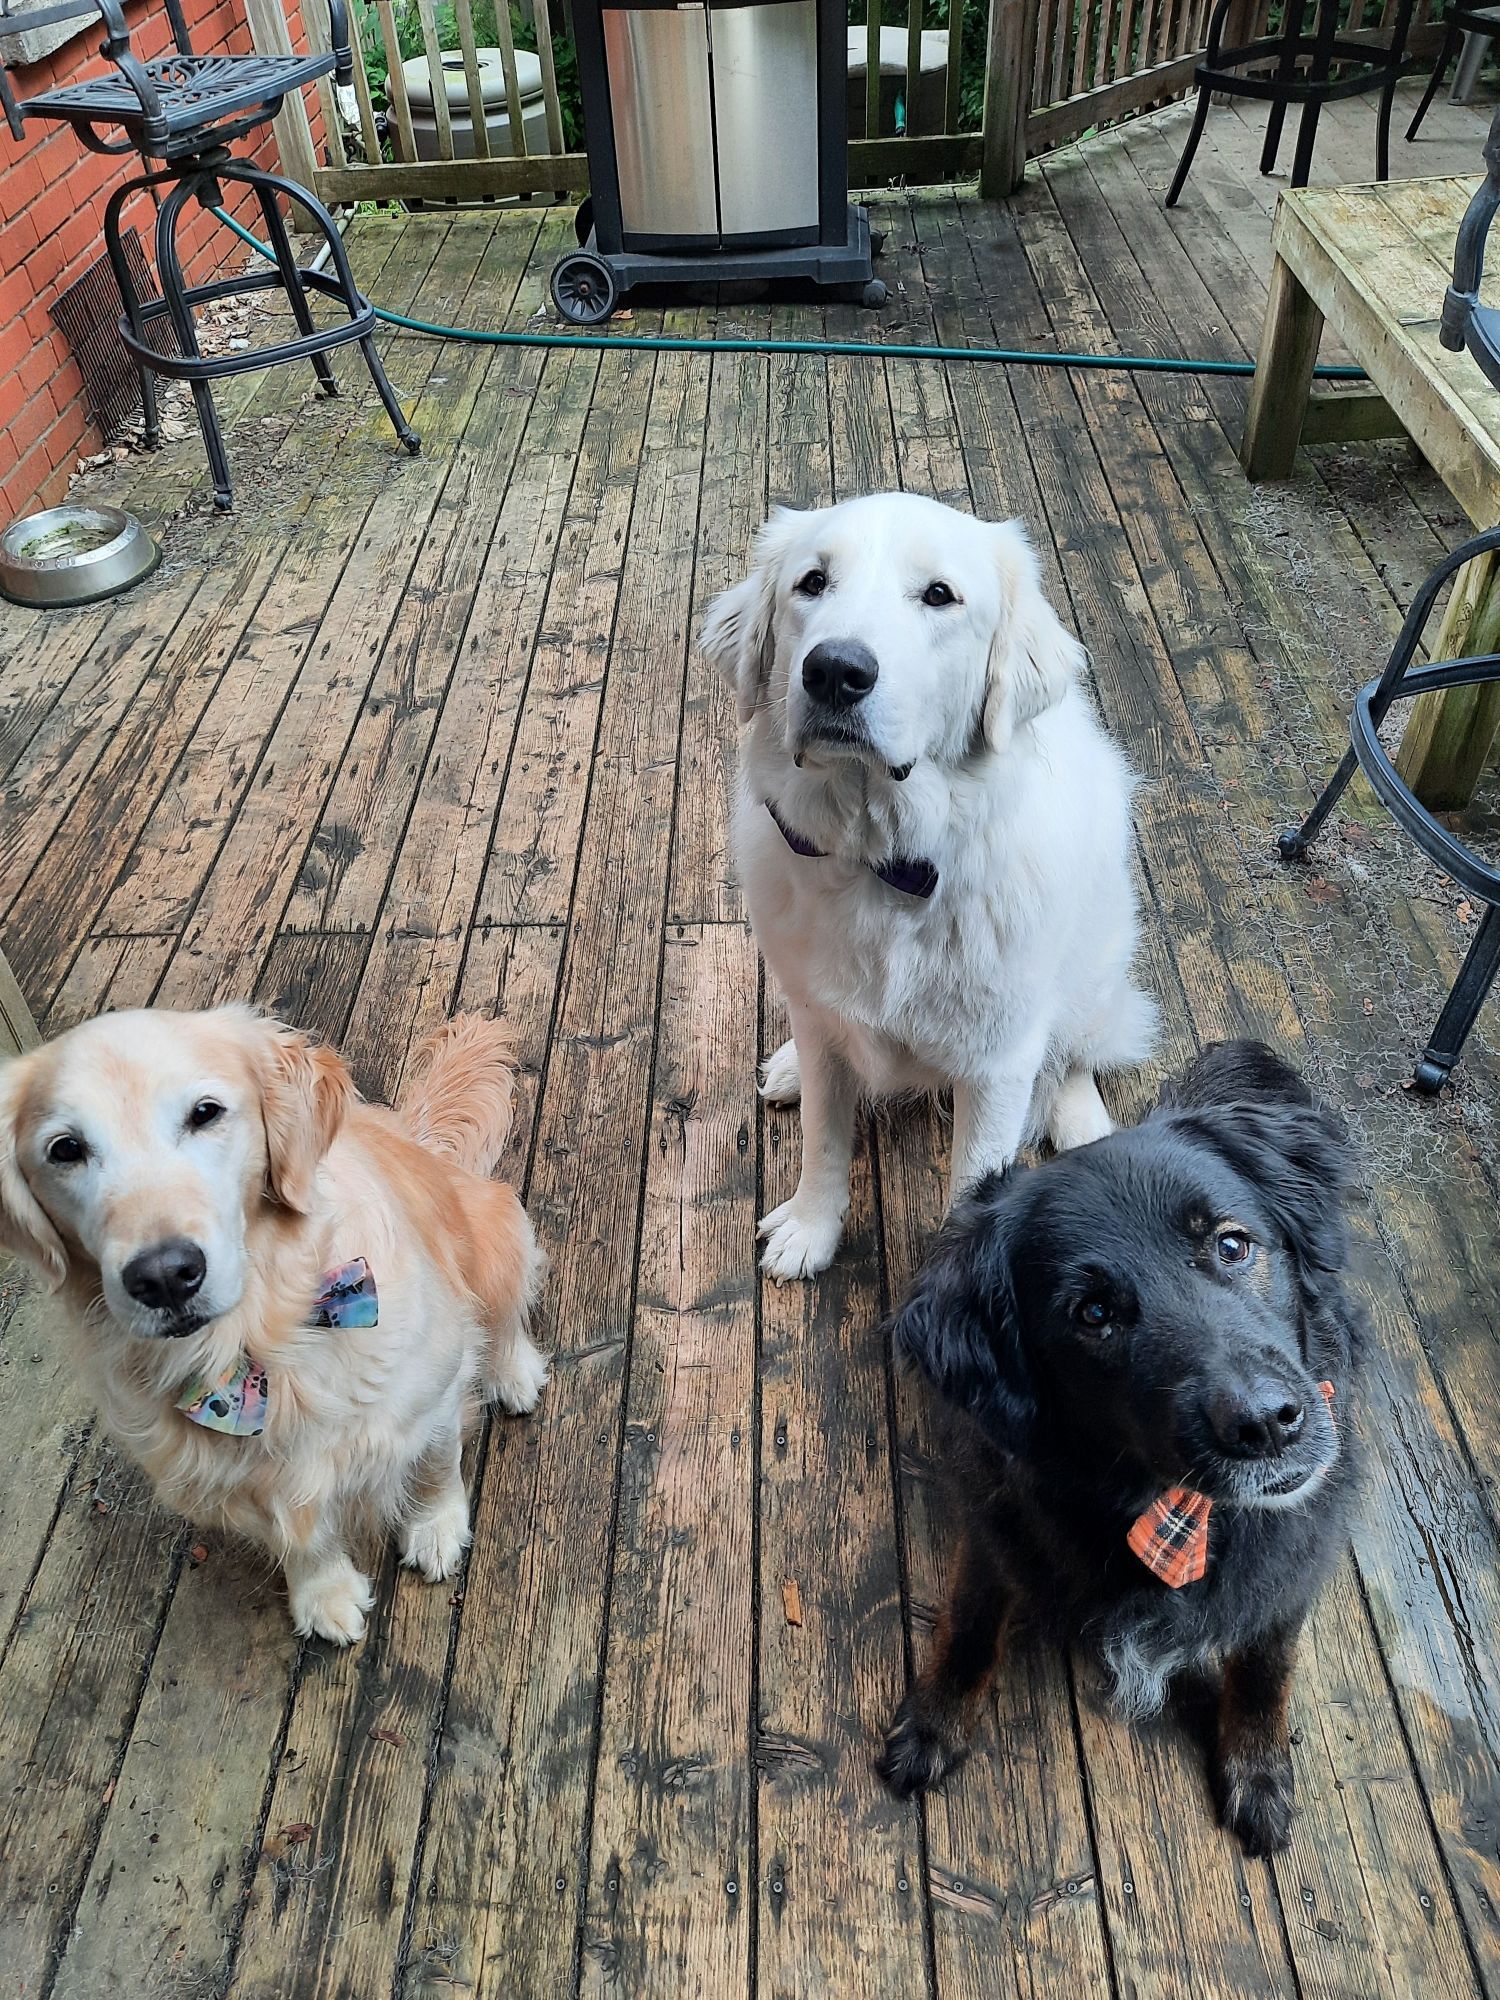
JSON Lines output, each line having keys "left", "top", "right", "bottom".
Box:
{"left": 759, "top": 1039, "right": 802, "bottom": 1106}
{"left": 402, "top": 1495, "right": 472, "bottom": 1583}
{"left": 758, "top": 1197, "right": 845, "bottom": 1282}
{"left": 489, "top": 1328, "right": 550, "bottom": 1415}
{"left": 289, "top": 1558, "right": 375, "bottom": 1645}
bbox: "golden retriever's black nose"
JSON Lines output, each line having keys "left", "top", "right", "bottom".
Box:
{"left": 1208, "top": 1382, "right": 1306, "bottom": 1459}
{"left": 802, "top": 641, "right": 878, "bottom": 709}
{"left": 122, "top": 1237, "right": 207, "bottom": 1313}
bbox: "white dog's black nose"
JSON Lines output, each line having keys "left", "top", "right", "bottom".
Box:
{"left": 122, "top": 1237, "right": 207, "bottom": 1314}
{"left": 1208, "top": 1380, "right": 1306, "bottom": 1459}
{"left": 802, "top": 640, "right": 878, "bottom": 710}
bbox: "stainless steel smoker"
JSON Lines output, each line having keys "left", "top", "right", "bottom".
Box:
{"left": 550, "top": 0, "right": 885, "bottom": 322}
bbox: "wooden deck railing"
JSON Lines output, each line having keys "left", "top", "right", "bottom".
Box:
{"left": 250, "top": 0, "right": 1448, "bottom": 211}
{"left": 989, "top": 0, "right": 1445, "bottom": 189}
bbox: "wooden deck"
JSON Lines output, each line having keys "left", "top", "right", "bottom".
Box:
{"left": 3, "top": 79, "right": 1500, "bottom": 2000}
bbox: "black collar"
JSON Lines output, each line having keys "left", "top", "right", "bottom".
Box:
{"left": 766, "top": 800, "right": 939, "bottom": 900}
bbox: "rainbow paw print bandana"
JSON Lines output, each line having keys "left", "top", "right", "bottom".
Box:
{"left": 176, "top": 1257, "right": 378, "bottom": 1437}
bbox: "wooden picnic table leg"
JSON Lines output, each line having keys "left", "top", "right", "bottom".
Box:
{"left": 1240, "top": 251, "right": 1323, "bottom": 480}
{"left": 1394, "top": 547, "right": 1500, "bottom": 808}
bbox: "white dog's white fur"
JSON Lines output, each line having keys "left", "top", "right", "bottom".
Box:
{"left": 0, "top": 1006, "right": 548, "bottom": 1643}
{"left": 701, "top": 492, "right": 1154, "bottom": 1281}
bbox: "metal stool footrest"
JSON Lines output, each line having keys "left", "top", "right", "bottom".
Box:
{"left": 1279, "top": 525, "right": 1500, "bottom": 1091}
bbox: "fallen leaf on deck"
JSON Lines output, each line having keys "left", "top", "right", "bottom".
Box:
{"left": 782, "top": 1579, "right": 803, "bottom": 1628}
{"left": 1304, "top": 877, "right": 1341, "bottom": 904}
{"left": 1362, "top": 998, "right": 1374, "bottom": 1015}
{"left": 1457, "top": 900, "right": 1475, "bottom": 924}
{"left": 281, "top": 1822, "right": 314, "bottom": 1845}
{"left": 190, "top": 1544, "right": 208, "bottom": 1564}
{"left": 101, "top": 1780, "right": 116, "bottom": 1806}
{"left": 368, "top": 1726, "right": 406, "bottom": 1747}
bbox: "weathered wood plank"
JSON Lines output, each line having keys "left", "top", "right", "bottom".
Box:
{"left": 580, "top": 921, "right": 758, "bottom": 1996}
{"left": 403, "top": 341, "right": 711, "bottom": 2000}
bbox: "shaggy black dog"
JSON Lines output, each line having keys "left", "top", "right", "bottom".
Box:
{"left": 877, "top": 1040, "right": 1366, "bottom": 1857}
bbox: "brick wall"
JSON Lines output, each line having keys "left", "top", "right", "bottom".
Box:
{"left": 0, "top": 0, "right": 329, "bottom": 520}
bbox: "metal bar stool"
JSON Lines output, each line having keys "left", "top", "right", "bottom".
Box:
{"left": 1279, "top": 526, "right": 1500, "bottom": 1093}
{"left": 0, "top": 0, "right": 420, "bottom": 510}
{"left": 1408, "top": 3, "right": 1500, "bottom": 140}
{"left": 1167, "top": 0, "right": 1419, "bottom": 207}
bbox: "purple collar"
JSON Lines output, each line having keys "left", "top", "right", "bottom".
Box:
{"left": 766, "top": 801, "right": 938, "bottom": 900}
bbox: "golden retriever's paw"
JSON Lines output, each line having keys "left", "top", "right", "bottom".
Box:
{"left": 402, "top": 1497, "right": 472, "bottom": 1583}
{"left": 490, "top": 1329, "right": 550, "bottom": 1416}
{"left": 759, "top": 1039, "right": 802, "bottom": 1107}
{"left": 758, "top": 1197, "right": 844, "bottom": 1282}
{"left": 289, "top": 1559, "right": 375, "bottom": 1646}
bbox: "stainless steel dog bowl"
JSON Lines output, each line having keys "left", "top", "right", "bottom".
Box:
{"left": 0, "top": 503, "right": 159, "bottom": 608}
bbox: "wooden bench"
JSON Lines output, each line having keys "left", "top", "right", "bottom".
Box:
{"left": 1241, "top": 174, "right": 1500, "bottom": 808}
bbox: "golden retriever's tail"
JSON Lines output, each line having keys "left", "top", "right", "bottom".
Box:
{"left": 397, "top": 1015, "right": 518, "bottom": 1179}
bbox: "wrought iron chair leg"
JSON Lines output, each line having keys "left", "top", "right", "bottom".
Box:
{"left": 1166, "top": 85, "right": 1212, "bottom": 207}
{"left": 155, "top": 175, "right": 235, "bottom": 509}
{"left": 1376, "top": 65, "right": 1399, "bottom": 181}
{"left": 1261, "top": 98, "right": 1288, "bottom": 176}
{"left": 251, "top": 181, "right": 338, "bottom": 395}
{"left": 1408, "top": 22, "right": 1462, "bottom": 141}
{"left": 103, "top": 177, "right": 162, "bottom": 449}
{"left": 1290, "top": 97, "right": 1324, "bottom": 188}
{"left": 266, "top": 171, "right": 420, "bottom": 456}
{"left": 1277, "top": 746, "right": 1360, "bottom": 864}
{"left": 1414, "top": 900, "right": 1500, "bottom": 1091}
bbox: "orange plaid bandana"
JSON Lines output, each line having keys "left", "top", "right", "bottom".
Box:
{"left": 1127, "top": 1381, "right": 1335, "bottom": 1589}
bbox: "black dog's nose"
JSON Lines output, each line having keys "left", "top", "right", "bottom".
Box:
{"left": 802, "top": 640, "right": 879, "bottom": 710}
{"left": 1209, "top": 1381, "right": 1306, "bottom": 1459}
{"left": 122, "top": 1237, "right": 207, "bottom": 1314}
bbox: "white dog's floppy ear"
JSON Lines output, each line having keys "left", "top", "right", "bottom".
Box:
{"left": 252, "top": 1016, "right": 356, "bottom": 1215}
{"left": 984, "top": 520, "right": 1084, "bottom": 753}
{"left": 700, "top": 507, "right": 805, "bottom": 725}
{"left": 0, "top": 1054, "right": 67, "bottom": 1289}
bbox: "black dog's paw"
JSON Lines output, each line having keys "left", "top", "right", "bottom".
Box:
{"left": 1217, "top": 1748, "right": 1295, "bottom": 1858}
{"left": 877, "top": 1692, "right": 969, "bottom": 1799}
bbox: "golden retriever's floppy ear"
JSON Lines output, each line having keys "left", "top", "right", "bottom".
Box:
{"left": 984, "top": 520, "right": 1085, "bottom": 753}
{"left": 699, "top": 506, "right": 806, "bottom": 725}
{"left": 0, "top": 1054, "right": 67, "bottom": 1289}
{"left": 247, "top": 1014, "right": 356, "bottom": 1215}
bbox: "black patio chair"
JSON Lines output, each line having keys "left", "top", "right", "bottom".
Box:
{"left": 1279, "top": 526, "right": 1500, "bottom": 1093}
{"left": 1166, "top": 0, "right": 1419, "bottom": 208}
{"left": 1408, "top": 2, "right": 1500, "bottom": 141}
{"left": 0, "top": 0, "right": 419, "bottom": 509}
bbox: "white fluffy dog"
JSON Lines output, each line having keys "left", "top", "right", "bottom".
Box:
{"left": 701, "top": 492, "right": 1154, "bottom": 1281}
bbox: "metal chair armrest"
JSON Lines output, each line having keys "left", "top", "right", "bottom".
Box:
{"left": 325, "top": 0, "right": 352, "bottom": 81}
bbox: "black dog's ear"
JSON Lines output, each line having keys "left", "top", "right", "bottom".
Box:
{"left": 888, "top": 1173, "right": 1036, "bottom": 1453}
{"left": 1176, "top": 1099, "right": 1353, "bottom": 1283}
{"left": 1156, "top": 1039, "right": 1314, "bottom": 1113}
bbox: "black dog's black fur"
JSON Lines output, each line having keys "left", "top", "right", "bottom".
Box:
{"left": 877, "top": 1040, "right": 1366, "bottom": 1856}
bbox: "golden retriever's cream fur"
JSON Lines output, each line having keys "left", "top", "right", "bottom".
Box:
{"left": 0, "top": 1006, "right": 547, "bottom": 1643}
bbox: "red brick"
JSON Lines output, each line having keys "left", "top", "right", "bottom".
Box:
{"left": 0, "top": 210, "right": 41, "bottom": 274}
{"left": 7, "top": 392, "right": 52, "bottom": 462}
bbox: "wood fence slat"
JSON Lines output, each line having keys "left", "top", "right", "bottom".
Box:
{"left": 414, "top": 0, "right": 455, "bottom": 162}
{"left": 455, "top": 0, "right": 491, "bottom": 160}
{"left": 375, "top": 0, "right": 418, "bottom": 167}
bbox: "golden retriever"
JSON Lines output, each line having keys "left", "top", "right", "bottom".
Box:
{"left": 0, "top": 1006, "right": 547, "bottom": 1644}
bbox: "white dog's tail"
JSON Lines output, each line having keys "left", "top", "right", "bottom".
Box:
{"left": 397, "top": 1015, "right": 518, "bottom": 1179}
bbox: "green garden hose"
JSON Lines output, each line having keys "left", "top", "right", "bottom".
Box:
{"left": 212, "top": 204, "right": 1366, "bottom": 381}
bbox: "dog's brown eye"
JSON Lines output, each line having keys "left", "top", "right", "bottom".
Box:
{"left": 795, "top": 567, "right": 828, "bottom": 597}
{"left": 922, "top": 580, "right": 956, "bottom": 607}
{"left": 46, "top": 1134, "right": 85, "bottom": 1167}
{"left": 1217, "top": 1230, "right": 1253, "bottom": 1266}
{"left": 1076, "top": 1295, "right": 1112, "bottom": 1332}
{"left": 188, "top": 1100, "right": 225, "bottom": 1130}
